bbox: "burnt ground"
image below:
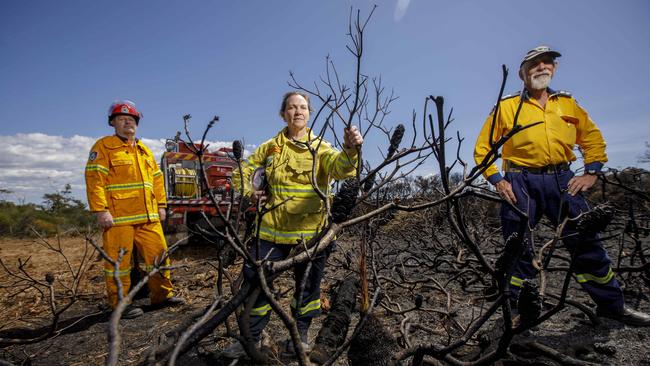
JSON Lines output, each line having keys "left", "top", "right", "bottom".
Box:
{"left": 1, "top": 206, "right": 649, "bottom": 366}
{"left": 0, "top": 237, "right": 347, "bottom": 366}
{"left": 361, "top": 208, "right": 650, "bottom": 366}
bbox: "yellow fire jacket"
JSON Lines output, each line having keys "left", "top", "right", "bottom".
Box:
{"left": 233, "top": 128, "right": 358, "bottom": 244}
{"left": 474, "top": 89, "right": 607, "bottom": 184}
{"left": 85, "top": 135, "right": 166, "bottom": 226}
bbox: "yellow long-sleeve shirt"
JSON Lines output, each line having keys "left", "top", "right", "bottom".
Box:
{"left": 233, "top": 127, "right": 358, "bottom": 244}
{"left": 473, "top": 89, "right": 607, "bottom": 184}
{"left": 85, "top": 135, "right": 167, "bottom": 225}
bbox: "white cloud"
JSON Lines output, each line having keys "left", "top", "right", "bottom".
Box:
{"left": 394, "top": 0, "right": 411, "bottom": 21}
{"left": 0, "top": 133, "right": 240, "bottom": 205}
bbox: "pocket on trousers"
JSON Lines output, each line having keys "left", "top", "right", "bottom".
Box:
{"left": 557, "top": 170, "right": 575, "bottom": 192}
{"left": 500, "top": 203, "right": 523, "bottom": 222}
{"left": 500, "top": 172, "right": 525, "bottom": 222}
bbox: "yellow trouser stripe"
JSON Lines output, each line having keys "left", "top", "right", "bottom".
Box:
{"left": 510, "top": 276, "right": 524, "bottom": 288}
{"left": 104, "top": 268, "right": 131, "bottom": 277}
{"left": 576, "top": 268, "right": 615, "bottom": 285}
{"left": 291, "top": 298, "right": 321, "bottom": 315}
{"left": 250, "top": 304, "right": 272, "bottom": 316}
{"left": 137, "top": 263, "right": 171, "bottom": 279}
{"left": 138, "top": 263, "right": 155, "bottom": 272}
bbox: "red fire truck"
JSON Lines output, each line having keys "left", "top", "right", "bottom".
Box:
{"left": 160, "top": 135, "right": 238, "bottom": 244}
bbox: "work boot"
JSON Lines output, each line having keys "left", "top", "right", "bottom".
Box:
{"left": 597, "top": 305, "right": 650, "bottom": 326}
{"left": 282, "top": 327, "right": 310, "bottom": 356}
{"left": 282, "top": 339, "right": 311, "bottom": 357}
{"left": 121, "top": 305, "right": 144, "bottom": 319}
{"left": 153, "top": 296, "right": 186, "bottom": 309}
{"left": 162, "top": 296, "right": 186, "bottom": 306}
{"left": 221, "top": 339, "right": 261, "bottom": 359}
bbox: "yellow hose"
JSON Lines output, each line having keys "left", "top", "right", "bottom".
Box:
{"left": 173, "top": 168, "right": 198, "bottom": 198}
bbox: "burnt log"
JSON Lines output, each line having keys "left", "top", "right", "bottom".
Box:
{"left": 310, "top": 276, "right": 359, "bottom": 364}
{"left": 347, "top": 313, "right": 399, "bottom": 366}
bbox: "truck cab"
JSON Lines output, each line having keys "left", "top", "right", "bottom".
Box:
{"left": 160, "top": 136, "right": 238, "bottom": 244}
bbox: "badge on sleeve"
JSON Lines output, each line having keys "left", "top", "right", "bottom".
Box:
{"left": 88, "top": 151, "right": 98, "bottom": 161}
{"left": 268, "top": 145, "right": 282, "bottom": 156}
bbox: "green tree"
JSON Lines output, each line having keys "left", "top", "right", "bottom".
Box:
{"left": 42, "top": 183, "right": 85, "bottom": 213}
{"left": 0, "top": 188, "right": 11, "bottom": 202}
{"left": 0, "top": 184, "right": 94, "bottom": 237}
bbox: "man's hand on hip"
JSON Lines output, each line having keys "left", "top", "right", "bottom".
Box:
{"left": 95, "top": 211, "right": 114, "bottom": 229}
{"left": 158, "top": 208, "right": 167, "bottom": 222}
{"left": 495, "top": 179, "right": 517, "bottom": 205}
{"left": 567, "top": 174, "right": 598, "bottom": 196}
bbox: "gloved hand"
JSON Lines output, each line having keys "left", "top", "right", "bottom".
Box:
{"left": 343, "top": 125, "right": 363, "bottom": 149}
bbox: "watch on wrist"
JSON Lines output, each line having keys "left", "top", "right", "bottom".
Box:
{"left": 586, "top": 169, "right": 598, "bottom": 175}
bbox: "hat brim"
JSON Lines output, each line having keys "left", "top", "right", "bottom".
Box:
{"left": 109, "top": 113, "right": 141, "bottom": 124}
{"left": 520, "top": 50, "right": 562, "bottom": 67}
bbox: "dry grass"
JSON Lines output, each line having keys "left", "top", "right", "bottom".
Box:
{"left": 0, "top": 236, "right": 104, "bottom": 331}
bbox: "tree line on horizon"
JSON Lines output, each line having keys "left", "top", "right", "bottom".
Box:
{"left": 0, "top": 184, "right": 95, "bottom": 237}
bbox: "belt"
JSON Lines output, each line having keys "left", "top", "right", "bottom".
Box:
{"left": 505, "top": 161, "right": 570, "bottom": 174}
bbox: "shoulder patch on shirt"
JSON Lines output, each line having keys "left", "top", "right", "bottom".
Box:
{"left": 500, "top": 93, "right": 519, "bottom": 101}
{"left": 267, "top": 145, "right": 282, "bottom": 156}
{"left": 489, "top": 93, "right": 519, "bottom": 114}
{"left": 553, "top": 90, "right": 572, "bottom": 98}
{"left": 88, "top": 151, "right": 98, "bottom": 161}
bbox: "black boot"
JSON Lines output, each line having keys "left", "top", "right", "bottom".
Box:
{"left": 597, "top": 305, "right": 650, "bottom": 326}
{"left": 121, "top": 305, "right": 144, "bottom": 319}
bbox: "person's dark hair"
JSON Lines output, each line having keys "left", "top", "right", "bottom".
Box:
{"left": 279, "top": 91, "right": 313, "bottom": 118}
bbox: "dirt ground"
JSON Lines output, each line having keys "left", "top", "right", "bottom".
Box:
{"left": 1, "top": 236, "right": 221, "bottom": 365}
{"left": 1, "top": 226, "right": 650, "bottom": 365}
{"left": 0, "top": 236, "right": 344, "bottom": 366}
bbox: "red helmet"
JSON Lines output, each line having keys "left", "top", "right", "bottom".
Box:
{"left": 108, "top": 100, "right": 142, "bottom": 125}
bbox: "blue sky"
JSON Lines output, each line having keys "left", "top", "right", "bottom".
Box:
{"left": 1, "top": 0, "right": 649, "bottom": 203}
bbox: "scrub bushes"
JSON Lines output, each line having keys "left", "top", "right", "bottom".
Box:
{"left": 0, "top": 185, "right": 94, "bottom": 237}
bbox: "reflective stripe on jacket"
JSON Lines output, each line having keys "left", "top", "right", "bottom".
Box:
{"left": 474, "top": 89, "right": 607, "bottom": 182}
{"left": 85, "top": 135, "right": 166, "bottom": 226}
{"left": 233, "top": 128, "right": 358, "bottom": 244}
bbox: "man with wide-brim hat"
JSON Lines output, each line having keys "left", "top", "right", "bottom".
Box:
{"left": 473, "top": 45, "right": 650, "bottom": 326}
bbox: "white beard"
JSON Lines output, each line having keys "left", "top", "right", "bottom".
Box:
{"left": 529, "top": 73, "right": 552, "bottom": 90}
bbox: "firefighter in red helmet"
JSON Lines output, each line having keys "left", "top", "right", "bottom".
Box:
{"left": 85, "top": 100, "right": 184, "bottom": 319}
{"left": 107, "top": 100, "right": 142, "bottom": 125}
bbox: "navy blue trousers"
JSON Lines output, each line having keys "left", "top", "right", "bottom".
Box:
{"left": 240, "top": 239, "right": 333, "bottom": 340}
{"left": 501, "top": 169, "right": 624, "bottom": 312}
